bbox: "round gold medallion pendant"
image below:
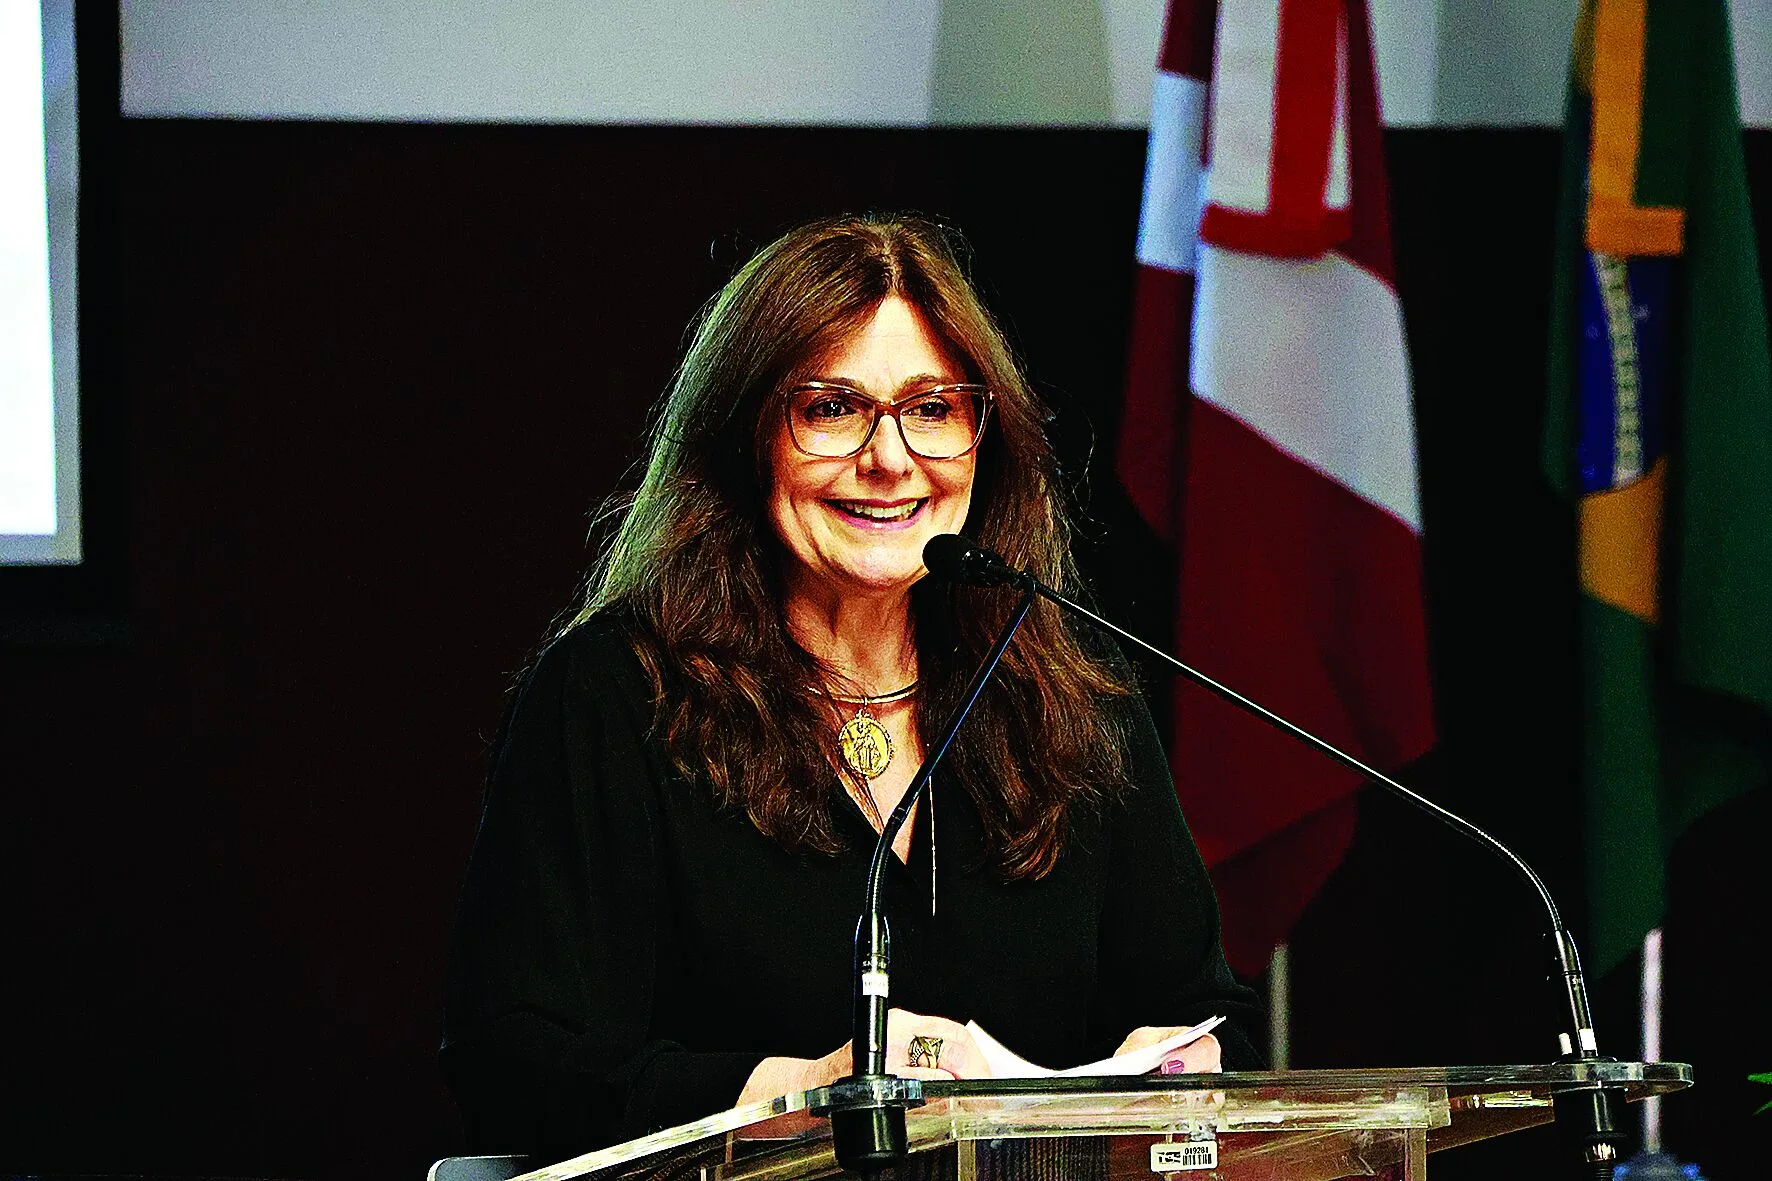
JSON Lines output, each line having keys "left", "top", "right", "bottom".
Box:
{"left": 838, "top": 713, "right": 894, "bottom": 780}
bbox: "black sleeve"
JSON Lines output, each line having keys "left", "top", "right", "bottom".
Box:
{"left": 441, "top": 630, "right": 765, "bottom": 1159}
{"left": 1089, "top": 690, "right": 1268, "bottom": 1070}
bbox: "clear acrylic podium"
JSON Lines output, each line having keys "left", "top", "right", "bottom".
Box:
{"left": 503, "top": 1062, "right": 1691, "bottom": 1181}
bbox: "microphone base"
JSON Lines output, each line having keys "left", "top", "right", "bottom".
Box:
{"left": 1552, "top": 1069, "right": 1629, "bottom": 1181}
{"left": 810, "top": 1075, "right": 925, "bottom": 1178}
{"left": 830, "top": 1103, "right": 909, "bottom": 1178}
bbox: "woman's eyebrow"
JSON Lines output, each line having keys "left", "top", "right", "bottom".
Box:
{"left": 802, "top": 373, "right": 961, "bottom": 398}
{"left": 800, "top": 374, "right": 865, "bottom": 390}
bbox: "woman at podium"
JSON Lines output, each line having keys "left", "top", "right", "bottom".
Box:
{"left": 442, "top": 214, "right": 1263, "bottom": 1160}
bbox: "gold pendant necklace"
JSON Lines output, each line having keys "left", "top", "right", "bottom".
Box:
{"left": 831, "top": 680, "right": 917, "bottom": 781}
{"left": 829, "top": 682, "right": 936, "bottom": 916}
{"left": 838, "top": 702, "right": 894, "bottom": 779}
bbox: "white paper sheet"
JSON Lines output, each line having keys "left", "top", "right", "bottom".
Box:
{"left": 965, "top": 1015, "right": 1226, "bottom": 1078}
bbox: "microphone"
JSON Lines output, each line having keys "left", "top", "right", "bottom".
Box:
{"left": 921, "top": 534, "right": 1628, "bottom": 1177}
{"left": 815, "top": 558, "right": 1038, "bottom": 1178}
{"left": 922, "top": 533, "right": 1032, "bottom": 590}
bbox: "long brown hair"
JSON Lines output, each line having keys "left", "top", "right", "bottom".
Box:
{"left": 575, "top": 213, "right": 1133, "bottom": 877}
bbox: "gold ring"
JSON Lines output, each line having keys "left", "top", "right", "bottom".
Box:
{"left": 907, "top": 1035, "right": 943, "bottom": 1069}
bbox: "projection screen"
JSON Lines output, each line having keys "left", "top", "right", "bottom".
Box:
{"left": 1, "top": 0, "right": 79, "bottom": 566}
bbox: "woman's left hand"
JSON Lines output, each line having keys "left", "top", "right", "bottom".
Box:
{"left": 1114, "top": 1027, "right": 1222, "bottom": 1073}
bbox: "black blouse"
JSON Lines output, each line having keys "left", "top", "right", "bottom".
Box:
{"left": 442, "top": 616, "right": 1263, "bottom": 1160}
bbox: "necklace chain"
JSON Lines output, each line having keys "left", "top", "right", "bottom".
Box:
{"left": 824, "top": 679, "right": 920, "bottom": 707}
{"left": 825, "top": 686, "right": 937, "bottom": 917}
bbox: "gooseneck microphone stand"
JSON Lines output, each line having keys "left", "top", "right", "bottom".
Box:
{"left": 920, "top": 534, "right": 1628, "bottom": 1179}
{"left": 817, "top": 581, "right": 1038, "bottom": 1179}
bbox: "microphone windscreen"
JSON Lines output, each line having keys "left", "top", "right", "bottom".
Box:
{"left": 922, "top": 533, "right": 977, "bottom": 581}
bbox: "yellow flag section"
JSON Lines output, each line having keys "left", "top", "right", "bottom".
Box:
{"left": 1583, "top": 0, "right": 1687, "bottom": 255}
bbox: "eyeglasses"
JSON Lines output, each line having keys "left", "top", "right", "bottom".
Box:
{"left": 784, "top": 381, "right": 993, "bottom": 460}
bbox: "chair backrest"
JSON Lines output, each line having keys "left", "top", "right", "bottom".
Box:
{"left": 427, "top": 1155, "right": 532, "bottom": 1181}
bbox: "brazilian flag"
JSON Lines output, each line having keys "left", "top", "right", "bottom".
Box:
{"left": 1544, "top": 0, "right": 1772, "bottom": 974}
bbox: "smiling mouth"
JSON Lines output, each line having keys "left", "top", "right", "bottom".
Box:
{"left": 828, "top": 498, "right": 927, "bottom": 523}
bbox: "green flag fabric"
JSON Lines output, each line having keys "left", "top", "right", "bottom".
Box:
{"left": 1544, "top": 0, "right": 1772, "bottom": 974}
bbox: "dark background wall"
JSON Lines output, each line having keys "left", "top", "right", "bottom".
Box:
{"left": 4, "top": 115, "right": 1769, "bottom": 1180}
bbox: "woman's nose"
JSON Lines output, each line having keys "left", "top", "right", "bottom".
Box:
{"left": 860, "top": 414, "right": 916, "bottom": 477}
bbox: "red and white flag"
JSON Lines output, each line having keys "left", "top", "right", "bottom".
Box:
{"left": 1118, "top": 0, "right": 1435, "bottom": 976}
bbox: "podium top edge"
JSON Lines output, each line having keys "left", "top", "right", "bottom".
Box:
{"left": 911, "top": 1061, "right": 1692, "bottom": 1099}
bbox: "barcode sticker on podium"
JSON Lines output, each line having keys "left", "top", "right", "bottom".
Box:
{"left": 1150, "top": 1140, "right": 1218, "bottom": 1172}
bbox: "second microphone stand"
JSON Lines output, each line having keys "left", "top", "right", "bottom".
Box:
{"left": 1016, "top": 574, "right": 1628, "bottom": 1178}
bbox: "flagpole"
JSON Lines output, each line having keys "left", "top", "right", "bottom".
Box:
{"left": 1641, "top": 927, "right": 1663, "bottom": 1153}
{"left": 1267, "top": 943, "right": 1290, "bottom": 1070}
